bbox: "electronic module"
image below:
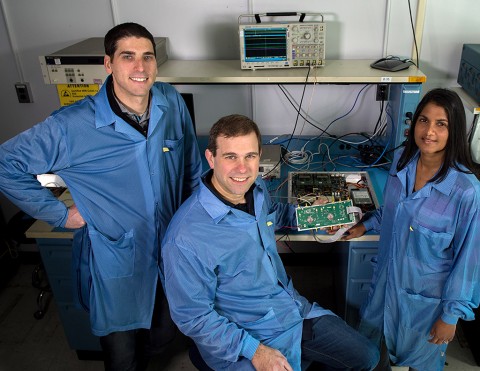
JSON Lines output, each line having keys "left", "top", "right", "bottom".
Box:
{"left": 288, "top": 171, "right": 379, "bottom": 231}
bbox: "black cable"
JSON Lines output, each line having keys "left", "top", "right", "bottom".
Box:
{"left": 467, "top": 115, "right": 477, "bottom": 139}
{"left": 282, "top": 239, "right": 296, "bottom": 254}
{"left": 277, "top": 84, "right": 335, "bottom": 138}
{"left": 284, "top": 67, "right": 312, "bottom": 151}
{"left": 372, "top": 99, "right": 385, "bottom": 135}
{"left": 305, "top": 84, "right": 370, "bottom": 148}
{"left": 320, "top": 129, "right": 395, "bottom": 171}
{"left": 321, "top": 85, "right": 369, "bottom": 135}
{"left": 319, "top": 131, "right": 366, "bottom": 169}
{"left": 279, "top": 84, "right": 374, "bottom": 149}
{"left": 407, "top": 0, "right": 420, "bottom": 69}
{"left": 278, "top": 79, "right": 390, "bottom": 170}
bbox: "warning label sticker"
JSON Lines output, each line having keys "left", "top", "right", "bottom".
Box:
{"left": 56, "top": 84, "right": 99, "bottom": 106}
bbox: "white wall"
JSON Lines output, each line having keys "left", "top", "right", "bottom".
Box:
{"left": 0, "top": 0, "right": 479, "bottom": 219}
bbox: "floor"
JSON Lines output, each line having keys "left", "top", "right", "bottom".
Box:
{"left": 0, "top": 257, "right": 479, "bottom": 371}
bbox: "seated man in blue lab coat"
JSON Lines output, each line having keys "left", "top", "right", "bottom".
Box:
{"left": 161, "top": 114, "right": 379, "bottom": 370}
{"left": 0, "top": 22, "right": 202, "bottom": 370}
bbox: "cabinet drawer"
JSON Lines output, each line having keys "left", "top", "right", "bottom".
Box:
{"left": 350, "top": 248, "right": 377, "bottom": 279}
{"left": 38, "top": 244, "right": 72, "bottom": 277}
{"left": 36, "top": 238, "right": 73, "bottom": 247}
{"left": 347, "top": 278, "right": 371, "bottom": 309}
{"left": 48, "top": 276, "right": 74, "bottom": 303}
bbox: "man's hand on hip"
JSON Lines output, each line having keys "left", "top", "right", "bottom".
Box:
{"left": 65, "top": 204, "right": 86, "bottom": 229}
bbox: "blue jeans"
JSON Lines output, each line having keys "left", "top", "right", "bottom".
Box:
{"left": 99, "top": 283, "right": 177, "bottom": 371}
{"left": 301, "top": 315, "right": 380, "bottom": 370}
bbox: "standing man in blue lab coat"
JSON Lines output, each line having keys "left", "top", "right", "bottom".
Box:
{"left": 162, "top": 114, "right": 379, "bottom": 370}
{"left": 0, "top": 22, "right": 202, "bottom": 370}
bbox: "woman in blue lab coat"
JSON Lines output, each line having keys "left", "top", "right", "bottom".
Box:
{"left": 341, "top": 88, "right": 480, "bottom": 370}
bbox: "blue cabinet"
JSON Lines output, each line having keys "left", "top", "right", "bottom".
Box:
{"left": 336, "top": 240, "right": 378, "bottom": 327}
{"left": 36, "top": 238, "right": 101, "bottom": 354}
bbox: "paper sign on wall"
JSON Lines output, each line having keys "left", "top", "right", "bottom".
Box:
{"left": 56, "top": 84, "right": 99, "bottom": 106}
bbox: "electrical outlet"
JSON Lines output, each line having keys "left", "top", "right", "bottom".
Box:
{"left": 15, "top": 82, "right": 33, "bottom": 103}
{"left": 376, "top": 84, "right": 390, "bottom": 101}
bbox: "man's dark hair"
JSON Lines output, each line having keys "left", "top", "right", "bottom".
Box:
{"left": 397, "top": 88, "right": 477, "bottom": 182}
{"left": 207, "top": 114, "right": 262, "bottom": 156}
{"left": 104, "top": 22, "right": 156, "bottom": 60}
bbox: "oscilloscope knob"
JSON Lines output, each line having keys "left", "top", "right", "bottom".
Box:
{"left": 303, "top": 32, "right": 312, "bottom": 40}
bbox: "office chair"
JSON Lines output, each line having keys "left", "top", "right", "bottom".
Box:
{"left": 0, "top": 206, "right": 20, "bottom": 287}
{"left": 6, "top": 210, "right": 52, "bottom": 319}
{"left": 31, "top": 262, "right": 51, "bottom": 319}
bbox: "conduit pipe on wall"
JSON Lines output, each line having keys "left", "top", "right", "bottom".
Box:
{"left": 412, "top": 0, "right": 427, "bottom": 65}
{"left": 382, "top": 0, "right": 392, "bottom": 57}
{"left": 109, "top": 0, "right": 120, "bottom": 26}
{"left": 0, "top": 0, "right": 25, "bottom": 82}
{"left": 247, "top": 0, "right": 256, "bottom": 121}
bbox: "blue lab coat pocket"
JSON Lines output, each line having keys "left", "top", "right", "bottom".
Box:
{"left": 406, "top": 221, "right": 454, "bottom": 264}
{"left": 241, "top": 308, "right": 285, "bottom": 340}
{"left": 88, "top": 226, "right": 136, "bottom": 279}
{"left": 162, "top": 136, "right": 185, "bottom": 182}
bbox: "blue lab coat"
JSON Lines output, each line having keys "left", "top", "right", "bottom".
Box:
{"left": 162, "top": 173, "right": 334, "bottom": 370}
{"left": 360, "top": 150, "right": 480, "bottom": 370}
{"left": 0, "top": 76, "right": 202, "bottom": 335}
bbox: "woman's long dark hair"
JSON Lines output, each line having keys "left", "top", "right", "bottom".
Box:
{"left": 397, "top": 88, "right": 478, "bottom": 182}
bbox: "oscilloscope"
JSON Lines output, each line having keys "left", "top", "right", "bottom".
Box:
{"left": 239, "top": 12, "right": 326, "bottom": 70}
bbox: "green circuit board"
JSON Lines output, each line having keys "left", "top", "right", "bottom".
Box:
{"left": 296, "top": 199, "right": 355, "bottom": 231}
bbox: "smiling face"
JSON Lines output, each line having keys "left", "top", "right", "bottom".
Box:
{"left": 414, "top": 102, "right": 449, "bottom": 160}
{"left": 205, "top": 132, "right": 261, "bottom": 204}
{"left": 104, "top": 36, "right": 157, "bottom": 112}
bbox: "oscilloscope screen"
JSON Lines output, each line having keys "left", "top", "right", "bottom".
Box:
{"left": 243, "top": 28, "right": 287, "bottom": 62}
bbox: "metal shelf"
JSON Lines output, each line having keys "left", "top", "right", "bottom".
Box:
{"left": 156, "top": 59, "right": 426, "bottom": 84}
